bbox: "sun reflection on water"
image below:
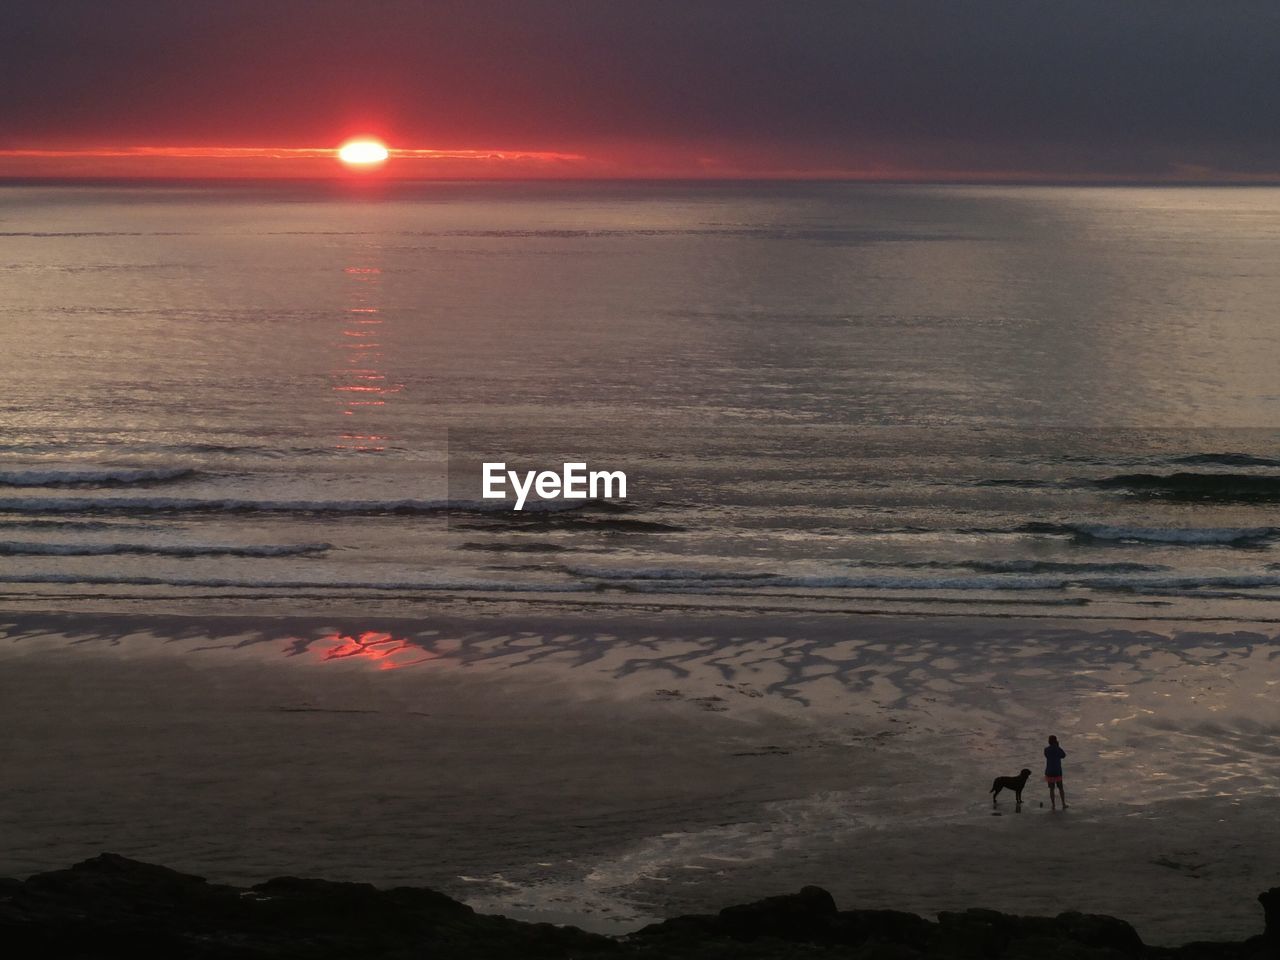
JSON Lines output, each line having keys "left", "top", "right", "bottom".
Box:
{"left": 331, "top": 256, "right": 402, "bottom": 451}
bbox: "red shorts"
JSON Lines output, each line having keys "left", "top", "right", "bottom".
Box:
{"left": 1045, "top": 775, "right": 1063, "bottom": 784}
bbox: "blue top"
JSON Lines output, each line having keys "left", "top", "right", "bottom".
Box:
{"left": 1044, "top": 745, "right": 1066, "bottom": 776}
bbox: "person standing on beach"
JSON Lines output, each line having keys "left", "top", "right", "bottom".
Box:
{"left": 1045, "top": 735, "right": 1067, "bottom": 809}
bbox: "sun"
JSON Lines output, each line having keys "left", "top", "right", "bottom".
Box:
{"left": 337, "top": 139, "right": 389, "bottom": 167}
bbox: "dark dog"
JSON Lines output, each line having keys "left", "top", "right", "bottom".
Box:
{"left": 990, "top": 768, "right": 1032, "bottom": 806}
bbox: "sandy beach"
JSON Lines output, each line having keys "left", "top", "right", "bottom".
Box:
{"left": 1, "top": 605, "right": 1275, "bottom": 945}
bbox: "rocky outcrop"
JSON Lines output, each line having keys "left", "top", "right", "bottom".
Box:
{"left": 0, "top": 854, "right": 1274, "bottom": 959}
{"left": 631, "top": 891, "right": 1161, "bottom": 957}
{"left": 1259, "top": 887, "right": 1279, "bottom": 944}
{"left": 1, "top": 853, "right": 615, "bottom": 959}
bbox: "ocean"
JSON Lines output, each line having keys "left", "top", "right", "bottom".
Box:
{"left": 3, "top": 181, "right": 1280, "bottom": 944}
{"left": 2, "top": 181, "right": 1279, "bottom": 621}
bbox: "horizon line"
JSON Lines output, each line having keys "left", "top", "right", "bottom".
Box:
{"left": 2, "top": 174, "right": 1280, "bottom": 188}
{"left": 2, "top": 145, "right": 1276, "bottom": 186}
{"left": 0, "top": 145, "right": 585, "bottom": 162}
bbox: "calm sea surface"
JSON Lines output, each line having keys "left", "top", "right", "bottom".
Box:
{"left": 2, "top": 181, "right": 1279, "bottom": 621}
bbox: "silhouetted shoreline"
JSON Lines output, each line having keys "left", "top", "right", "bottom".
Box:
{"left": 2, "top": 854, "right": 1275, "bottom": 959}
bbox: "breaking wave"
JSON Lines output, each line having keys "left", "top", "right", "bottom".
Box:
{"left": 0, "top": 540, "right": 331, "bottom": 558}
{"left": 1093, "top": 472, "right": 1280, "bottom": 502}
{"left": 566, "top": 564, "right": 1280, "bottom": 597}
{"left": 1171, "top": 453, "right": 1280, "bottom": 468}
{"left": 7, "top": 560, "right": 1278, "bottom": 602}
{"left": 0, "top": 496, "right": 600, "bottom": 516}
{"left": 1018, "top": 522, "right": 1280, "bottom": 546}
{"left": 0, "top": 572, "right": 586, "bottom": 593}
{"left": 844, "top": 559, "right": 1169, "bottom": 574}
{"left": 0, "top": 466, "right": 197, "bottom": 487}
{"left": 566, "top": 565, "right": 1071, "bottom": 591}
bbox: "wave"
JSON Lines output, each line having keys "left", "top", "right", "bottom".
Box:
{"left": 0, "top": 496, "right": 606, "bottom": 516}
{"left": 1172, "top": 453, "right": 1280, "bottom": 468}
{"left": 1093, "top": 472, "right": 1280, "bottom": 502}
{"left": 0, "top": 519, "right": 150, "bottom": 530}
{"left": 517, "top": 518, "right": 680, "bottom": 532}
{"left": 0, "top": 466, "right": 197, "bottom": 487}
{"left": 0, "top": 568, "right": 1073, "bottom": 593}
{"left": 968, "top": 478, "right": 1061, "bottom": 488}
{"left": 5, "top": 564, "right": 1276, "bottom": 599}
{"left": 566, "top": 566, "right": 1071, "bottom": 591}
{"left": 0, "top": 540, "right": 330, "bottom": 558}
{"left": 0, "top": 572, "right": 586, "bottom": 593}
{"left": 568, "top": 564, "right": 1280, "bottom": 597}
{"left": 1088, "top": 573, "right": 1280, "bottom": 592}
{"left": 568, "top": 566, "right": 780, "bottom": 583}
{"left": 459, "top": 541, "right": 571, "bottom": 553}
{"left": 1019, "top": 522, "right": 1280, "bottom": 546}
{"left": 845, "top": 523, "right": 1280, "bottom": 547}
{"left": 845, "top": 559, "right": 1169, "bottom": 574}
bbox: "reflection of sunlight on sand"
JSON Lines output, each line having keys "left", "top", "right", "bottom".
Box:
{"left": 313, "top": 631, "right": 441, "bottom": 670}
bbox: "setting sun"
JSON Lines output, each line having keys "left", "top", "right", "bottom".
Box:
{"left": 337, "top": 139, "right": 389, "bottom": 166}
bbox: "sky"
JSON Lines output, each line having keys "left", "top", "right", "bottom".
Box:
{"left": 1, "top": 0, "right": 1277, "bottom": 180}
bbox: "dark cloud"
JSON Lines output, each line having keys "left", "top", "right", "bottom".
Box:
{"left": 1, "top": 0, "right": 1277, "bottom": 176}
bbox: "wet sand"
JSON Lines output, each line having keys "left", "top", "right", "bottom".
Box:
{"left": 0, "top": 607, "right": 1276, "bottom": 944}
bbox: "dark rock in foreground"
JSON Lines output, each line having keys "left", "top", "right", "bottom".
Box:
{"left": 1, "top": 854, "right": 609, "bottom": 959}
{"left": 0, "top": 854, "right": 1274, "bottom": 959}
